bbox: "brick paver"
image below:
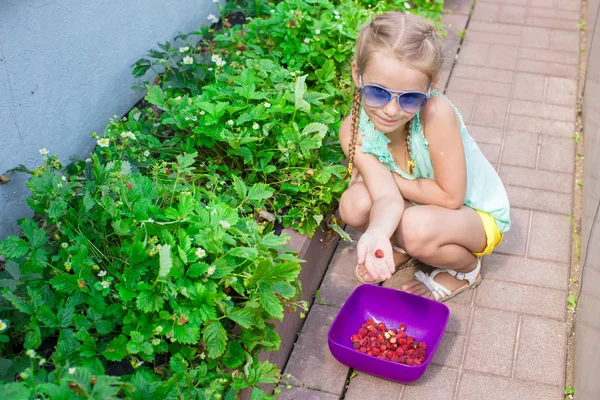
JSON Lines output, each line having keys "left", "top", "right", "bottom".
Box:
{"left": 277, "top": 0, "right": 577, "bottom": 398}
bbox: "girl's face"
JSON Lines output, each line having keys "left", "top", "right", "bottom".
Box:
{"left": 353, "top": 52, "right": 430, "bottom": 135}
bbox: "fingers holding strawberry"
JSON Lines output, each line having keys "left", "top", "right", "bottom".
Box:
{"left": 357, "top": 229, "right": 395, "bottom": 281}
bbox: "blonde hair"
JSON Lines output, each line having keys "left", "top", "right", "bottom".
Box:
{"left": 347, "top": 12, "right": 444, "bottom": 176}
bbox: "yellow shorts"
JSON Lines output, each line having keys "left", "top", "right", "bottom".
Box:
{"left": 473, "top": 210, "right": 503, "bottom": 257}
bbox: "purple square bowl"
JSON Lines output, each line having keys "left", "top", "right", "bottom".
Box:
{"left": 327, "top": 284, "right": 450, "bottom": 383}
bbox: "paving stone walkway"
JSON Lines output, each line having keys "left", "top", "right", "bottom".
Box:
{"left": 277, "top": 0, "right": 581, "bottom": 398}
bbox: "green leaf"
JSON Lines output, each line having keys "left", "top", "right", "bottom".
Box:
{"left": 187, "top": 262, "right": 209, "bottom": 278}
{"left": 20, "top": 219, "right": 47, "bottom": 248}
{"left": 232, "top": 175, "right": 247, "bottom": 198}
{"left": 24, "top": 320, "right": 41, "bottom": 349}
{"left": 258, "top": 285, "right": 284, "bottom": 320}
{"left": 0, "top": 236, "right": 30, "bottom": 259}
{"left": 169, "top": 353, "right": 189, "bottom": 373}
{"left": 247, "top": 183, "right": 274, "bottom": 201}
{"left": 271, "top": 281, "right": 296, "bottom": 299}
{"left": 328, "top": 223, "right": 353, "bottom": 242}
{"left": 302, "top": 122, "right": 327, "bottom": 139}
{"left": 202, "top": 320, "right": 227, "bottom": 358}
{"left": 227, "top": 247, "right": 259, "bottom": 260}
{"left": 228, "top": 307, "right": 256, "bottom": 329}
{"left": 47, "top": 198, "right": 68, "bottom": 219}
{"left": 294, "top": 75, "right": 310, "bottom": 113}
{"left": 50, "top": 274, "right": 79, "bottom": 294}
{"left": 158, "top": 244, "right": 172, "bottom": 278}
{"left": 4, "top": 260, "right": 21, "bottom": 281}
{"left": 253, "top": 361, "right": 280, "bottom": 384}
{"left": 37, "top": 305, "right": 60, "bottom": 328}
{"left": 57, "top": 299, "right": 76, "bottom": 328}
{"left": 222, "top": 341, "right": 245, "bottom": 368}
{"left": 173, "top": 324, "right": 200, "bottom": 345}
{"left": 2, "top": 290, "right": 33, "bottom": 315}
{"left": 136, "top": 290, "right": 165, "bottom": 313}
{"left": 102, "top": 335, "right": 128, "bottom": 361}
{"left": 0, "top": 383, "right": 32, "bottom": 399}
{"left": 145, "top": 85, "right": 166, "bottom": 108}
{"left": 315, "top": 59, "right": 336, "bottom": 82}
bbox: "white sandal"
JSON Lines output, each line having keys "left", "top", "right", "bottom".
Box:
{"left": 414, "top": 258, "right": 483, "bottom": 302}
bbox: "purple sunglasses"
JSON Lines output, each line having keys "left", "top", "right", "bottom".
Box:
{"left": 359, "top": 76, "right": 431, "bottom": 114}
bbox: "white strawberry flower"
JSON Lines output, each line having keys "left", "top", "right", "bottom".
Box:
{"left": 211, "top": 54, "right": 222, "bottom": 63}
{"left": 227, "top": 120, "right": 234, "bottom": 126}
{"left": 126, "top": 132, "right": 137, "bottom": 140}
{"left": 182, "top": 56, "right": 194, "bottom": 65}
{"left": 404, "top": 2, "right": 411, "bottom": 8}
{"left": 98, "top": 270, "right": 107, "bottom": 277}
{"left": 38, "top": 358, "right": 46, "bottom": 366}
{"left": 207, "top": 14, "right": 219, "bottom": 23}
{"left": 304, "top": 38, "right": 310, "bottom": 43}
{"left": 26, "top": 349, "right": 36, "bottom": 358}
{"left": 252, "top": 123, "right": 260, "bottom": 130}
{"left": 215, "top": 59, "right": 226, "bottom": 67}
{"left": 68, "top": 367, "right": 76, "bottom": 375}
{"left": 179, "top": 46, "right": 189, "bottom": 53}
{"left": 264, "top": 102, "right": 271, "bottom": 108}
{"left": 101, "top": 280, "right": 110, "bottom": 289}
{"left": 61, "top": 176, "right": 67, "bottom": 181}
{"left": 120, "top": 132, "right": 128, "bottom": 138}
{"left": 207, "top": 265, "right": 216, "bottom": 276}
{"left": 97, "top": 138, "right": 110, "bottom": 148}
{"left": 0, "top": 320, "right": 7, "bottom": 331}
{"left": 143, "top": 150, "right": 150, "bottom": 157}
{"left": 200, "top": 352, "right": 206, "bottom": 359}
{"left": 195, "top": 247, "right": 206, "bottom": 258}
{"left": 39, "top": 148, "right": 49, "bottom": 155}
{"left": 315, "top": 29, "right": 321, "bottom": 35}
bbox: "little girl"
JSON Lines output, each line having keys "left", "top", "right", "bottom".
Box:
{"left": 339, "top": 12, "right": 511, "bottom": 302}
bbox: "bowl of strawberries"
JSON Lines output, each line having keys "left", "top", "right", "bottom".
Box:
{"left": 327, "top": 284, "right": 450, "bottom": 383}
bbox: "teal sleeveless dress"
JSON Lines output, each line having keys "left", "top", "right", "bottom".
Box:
{"left": 359, "top": 92, "right": 511, "bottom": 233}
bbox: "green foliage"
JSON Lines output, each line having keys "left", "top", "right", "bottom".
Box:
{"left": 0, "top": 0, "right": 443, "bottom": 397}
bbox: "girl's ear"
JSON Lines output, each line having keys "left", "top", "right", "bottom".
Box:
{"left": 351, "top": 61, "right": 360, "bottom": 87}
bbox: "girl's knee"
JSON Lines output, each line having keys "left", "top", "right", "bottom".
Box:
{"left": 397, "top": 209, "right": 437, "bottom": 258}
{"left": 339, "top": 183, "right": 372, "bottom": 228}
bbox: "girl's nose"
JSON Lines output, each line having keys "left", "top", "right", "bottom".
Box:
{"left": 382, "top": 96, "right": 401, "bottom": 116}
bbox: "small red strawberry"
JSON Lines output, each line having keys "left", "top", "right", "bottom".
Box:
{"left": 179, "top": 317, "right": 188, "bottom": 325}
{"left": 78, "top": 281, "right": 85, "bottom": 289}
{"left": 374, "top": 249, "right": 384, "bottom": 258}
{"left": 350, "top": 335, "right": 359, "bottom": 343}
{"left": 91, "top": 377, "right": 97, "bottom": 384}
{"left": 367, "top": 319, "right": 376, "bottom": 326}
{"left": 290, "top": 20, "right": 296, "bottom": 27}
{"left": 399, "top": 324, "right": 407, "bottom": 332}
{"left": 419, "top": 341, "right": 428, "bottom": 350}
{"left": 127, "top": 182, "right": 132, "bottom": 190}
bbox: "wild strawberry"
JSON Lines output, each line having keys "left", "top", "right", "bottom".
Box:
{"left": 367, "top": 351, "right": 373, "bottom": 356}
{"left": 78, "top": 281, "right": 85, "bottom": 289}
{"left": 401, "top": 344, "right": 410, "bottom": 351}
{"left": 398, "top": 338, "right": 407, "bottom": 345}
{"left": 127, "top": 182, "right": 132, "bottom": 190}
{"left": 398, "top": 331, "right": 407, "bottom": 338}
{"left": 390, "top": 337, "right": 397, "bottom": 344}
{"left": 367, "top": 325, "right": 376, "bottom": 332}
{"left": 406, "top": 358, "right": 415, "bottom": 366}
{"left": 359, "top": 347, "right": 367, "bottom": 353}
{"left": 290, "top": 20, "right": 296, "bottom": 27}
{"left": 379, "top": 345, "right": 387, "bottom": 352}
{"left": 91, "top": 377, "right": 97, "bottom": 384}
{"left": 367, "top": 319, "right": 376, "bottom": 326}
{"left": 395, "top": 348, "right": 404, "bottom": 356}
{"left": 414, "top": 359, "right": 422, "bottom": 365}
{"left": 399, "top": 324, "right": 407, "bottom": 332}
{"left": 179, "top": 317, "right": 188, "bottom": 325}
{"left": 377, "top": 336, "right": 384, "bottom": 343}
{"left": 372, "top": 348, "right": 380, "bottom": 356}
{"left": 239, "top": 45, "right": 246, "bottom": 51}
{"left": 374, "top": 249, "right": 384, "bottom": 258}
{"left": 353, "top": 342, "right": 360, "bottom": 350}
{"left": 359, "top": 338, "right": 367, "bottom": 347}
{"left": 406, "top": 337, "right": 414, "bottom": 345}
{"left": 419, "top": 342, "right": 428, "bottom": 350}
{"left": 358, "top": 328, "right": 368, "bottom": 335}
{"left": 350, "top": 335, "right": 360, "bottom": 343}
{"left": 386, "top": 351, "right": 393, "bottom": 360}
{"left": 390, "top": 343, "right": 398, "bottom": 351}
{"left": 377, "top": 322, "right": 386, "bottom": 332}
{"left": 391, "top": 355, "right": 399, "bottom": 362}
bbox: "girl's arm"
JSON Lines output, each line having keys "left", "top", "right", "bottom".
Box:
{"left": 339, "top": 116, "right": 404, "bottom": 281}
{"left": 394, "top": 96, "right": 467, "bottom": 209}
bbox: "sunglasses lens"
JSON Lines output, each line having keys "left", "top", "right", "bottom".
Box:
{"left": 398, "top": 92, "right": 427, "bottom": 114}
{"left": 361, "top": 85, "right": 392, "bottom": 108}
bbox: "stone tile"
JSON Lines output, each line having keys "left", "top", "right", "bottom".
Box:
{"left": 520, "top": 26, "right": 551, "bottom": 49}
{"left": 444, "top": 0, "right": 474, "bottom": 15}
{"left": 551, "top": 29, "right": 580, "bottom": 52}
{"left": 468, "top": 20, "right": 523, "bottom": 35}
{"left": 506, "top": 115, "right": 573, "bottom": 137}
{"left": 495, "top": 207, "right": 529, "bottom": 256}
{"left": 558, "top": 0, "right": 581, "bottom": 10}
{"left": 483, "top": 253, "right": 569, "bottom": 291}
{"left": 517, "top": 59, "right": 579, "bottom": 78}
{"left": 445, "top": 91, "right": 477, "bottom": 124}
{"left": 457, "top": 42, "right": 490, "bottom": 66}
{"left": 472, "top": 95, "right": 509, "bottom": 128}
{"left": 475, "top": 279, "right": 567, "bottom": 320}
{"left": 480, "top": 0, "right": 527, "bottom": 4}
{"left": 457, "top": 372, "right": 563, "bottom": 400}
{"left": 444, "top": 284, "right": 475, "bottom": 306}
{"left": 402, "top": 366, "right": 459, "bottom": 400}
{"left": 318, "top": 232, "right": 361, "bottom": 308}
{"left": 487, "top": 44, "right": 519, "bottom": 70}
{"left": 512, "top": 73, "right": 546, "bottom": 102}
{"left": 431, "top": 333, "right": 466, "bottom": 369}
{"left": 505, "top": 185, "right": 572, "bottom": 214}
{"left": 500, "top": 131, "right": 539, "bottom": 168}
{"left": 527, "top": 7, "right": 580, "bottom": 21}
{"left": 529, "top": 0, "right": 552, "bottom": 7}
{"left": 472, "top": 2, "right": 500, "bottom": 21}
{"left": 464, "top": 308, "right": 519, "bottom": 376}
{"left": 514, "top": 316, "right": 567, "bottom": 386}
{"left": 527, "top": 212, "right": 572, "bottom": 263}
{"left": 499, "top": 165, "right": 573, "bottom": 192}
{"left": 538, "top": 135, "right": 576, "bottom": 172}
{"left": 545, "top": 77, "right": 578, "bottom": 106}
{"left": 468, "top": 125, "right": 504, "bottom": 145}
{"left": 445, "top": 303, "right": 472, "bottom": 335}
{"left": 284, "top": 305, "right": 349, "bottom": 394}
{"left": 519, "top": 47, "right": 580, "bottom": 65}
{"left": 509, "top": 100, "right": 575, "bottom": 122}
{"left": 525, "top": 16, "right": 581, "bottom": 31}
{"left": 447, "top": 77, "right": 512, "bottom": 97}
{"left": 276, "top": 386, "right": 339, "bottom": 400}
{"left": 344, "top": 372, "right": 402, "bottom": 400}
{"left": 497, "top": 5, "right": 527, "bottom": 24}
{"left": 468, "top": 31, "right": 521, "bottom": 46}
{"left": 452, "top": 65, "right": 514, "bottom": 83}
{"left": 479, "top": 143, "right": 501, "bottom": 166}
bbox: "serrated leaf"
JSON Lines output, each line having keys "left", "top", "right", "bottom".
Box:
{"left": 20, "top": 219, "right": 46, "bottom": 249}
{"left": 102, "top": 335, "right": 128, "bottom": 361}
{"left": 302, "top": 122, "right": 327, "bottom": 139}
{"left": 271, "top": 281, "right": 296, "bottom": 299}
{"left": 169, "top": 353, "right": 189, "bottom": 373}
{"left": 202, "top": 320, "right": 227, "bottom": 358}
{"left": 228, "top": 307, "right": 256, "bottom": 329}
{"left": 136, "top": 290, "right": 165, "bottom": 313}
{"left": 173, "top": 324, "right": 200, "bottom": 345}
{"left": 4, "top": 260, "right": 21, "bottom": 282}
{"left": 47, "top": 198, "right": 68, "bottom": 219}
{"left": 0, "top": 236, "right": 30, "bottom": 259}
{"left": 50, "top": 274, "right": 79, "bottom": 294}
{"left": 294, "top": 75, "right": 310, "bottom": 113}
{"left": 37, "top": 305, "right": 60, "bottom": 328}
{"left": 187, "top": 262, "right": 209, "bottom": 278}
{"left": 222, "top": 341, "right": 245, "bottom": 369}
{"left": 227, "top": 247, "right": 259, "bottom": 260}
{"left": 58, "top": 299, "right": 76, "bottom": 328}
{"left": 232, "top": 175, "right": 247, "bottom": 198}
{"left": 0, "top": 383, "right": 32, "bottom": 399}
{"left": 24, "top": 320, "right": 41, "bottom": 349}
{"left": 247, "top": 183, "right": 274, "bottom": 201}
{"left": 315, "top": 59, "right": 336, "bottom": 82}
{"left": 2, "top": 291, "right": 33, "bottom": 315}
{"left": 258, "top": 285, "right": 284, "bottom": 321}
{"left": 158, "top": 244, "right": 172, "bottom": 278}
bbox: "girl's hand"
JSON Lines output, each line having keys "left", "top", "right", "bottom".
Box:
{"left": 357, "top": 229, "right": 395, "bottom": 281}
